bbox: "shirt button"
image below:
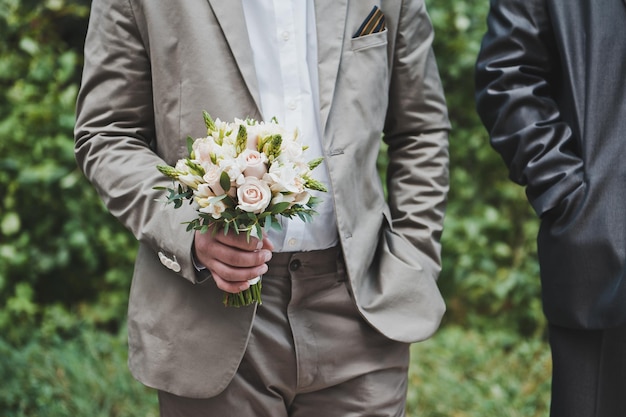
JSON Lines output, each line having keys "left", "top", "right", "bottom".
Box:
{"left": 287, "top": 101, "right": 297, "bottom": 110}
{"left": 282, "top": 31, "right": 290, "bottom": 41}
{"left": 288, "top": 238, "right": 297, "bottom": 247}
{"left": 289, "top": 259, "right": 301, "bottom": 271}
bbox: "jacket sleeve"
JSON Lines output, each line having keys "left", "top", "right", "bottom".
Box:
{"left": 383, "top": 0, "right": 450, "bottom": 275}
{"left": 74, "top": 0, "right": 199, "bottom": 283}
{"left": 475, "top": 0, "right": 585, "bottom": 217}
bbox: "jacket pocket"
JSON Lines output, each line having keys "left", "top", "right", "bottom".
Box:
{"left": 350, "top": 28, "right": 388, "bottom": 51}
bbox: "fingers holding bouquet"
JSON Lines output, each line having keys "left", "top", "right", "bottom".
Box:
{"left": 193, "top": 228, "right": 274, "bottom": 295}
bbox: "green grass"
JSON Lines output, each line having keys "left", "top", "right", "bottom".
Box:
{"left": 0, "top": 326, "right": 158, "bottom": 417}
{"left": 0, "top": 324, "right": 550, "bottom": 416}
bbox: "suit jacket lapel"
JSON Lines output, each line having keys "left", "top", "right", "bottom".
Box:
{"left": 314, "top": 0, "right": 348, "bottom": 134}
{"left": 206, "top": 0, "right": 263, "bottom": 116}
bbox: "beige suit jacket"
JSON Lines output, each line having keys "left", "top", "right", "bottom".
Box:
{"left": 75, "top": 0, "right": 450, "bottom": 398}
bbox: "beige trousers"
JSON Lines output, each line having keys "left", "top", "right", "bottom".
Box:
{"left": 158, "top": 246, "right": 411, "bottom": 417}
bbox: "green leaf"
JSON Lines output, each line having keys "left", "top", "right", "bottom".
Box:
{"left": 270, "top": 201, "right": 291, "bottom": 214}
{"left": 219, "top": 171, "right": 231, "bottom": 193}
{"left": 307, "top": 196, "right": 323, "bottom": 207}
{"left": 270, "top": 219, "right": 283, "bottom": 231}
{"left": 186, "top": 136, "right": 195, "bottom": 155}
{"left": 208, "top": 194, "right": 227, "bottom": 204}
{"left": 297, "top": 212, "right": 313, "bottom": 223}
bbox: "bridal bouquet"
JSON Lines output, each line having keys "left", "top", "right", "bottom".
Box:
{"left": 156, "top": 112, "right": 327, "bottom": 307}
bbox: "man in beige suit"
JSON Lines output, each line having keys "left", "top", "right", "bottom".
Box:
{"left": 74, "top": 0, "right": 449, "bottom": 415}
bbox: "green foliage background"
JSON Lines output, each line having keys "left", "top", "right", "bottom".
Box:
{"left": 0, "top": 0, "right": 550, "bottom": 415}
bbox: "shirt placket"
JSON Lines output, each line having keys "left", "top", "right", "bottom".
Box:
{"left": 274, "top": 0, "right": 306, "bottom": 251}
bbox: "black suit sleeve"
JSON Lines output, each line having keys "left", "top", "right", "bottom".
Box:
{"left": 474, "top": 0, "right": 585, "bottom": 217}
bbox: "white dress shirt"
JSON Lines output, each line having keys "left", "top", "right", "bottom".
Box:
{"left": 242, "top": 0, "right": 338, "bottom": 252}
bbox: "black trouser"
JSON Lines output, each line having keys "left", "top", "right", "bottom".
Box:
{"left": 549, "top": 323, "right": 626, "bottom": 417}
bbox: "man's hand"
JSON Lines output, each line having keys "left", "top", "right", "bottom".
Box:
{"left": 193, "top": 227, "right": 274, "bottom": 294}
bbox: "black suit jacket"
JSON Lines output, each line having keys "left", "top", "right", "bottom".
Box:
{"left": 475, "top": 0, "right": 626, "bottom": 329}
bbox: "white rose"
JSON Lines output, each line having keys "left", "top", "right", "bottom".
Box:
{"left": 219, "top": 157, "right": 246, "bottom": 188}
{"left": 202, "top": 164, "right": 226, "bottom": 196}
{"left": 280, "top": 137, "right": 304, "bottom": 162}
{"left": 266, "top": 162, "right": 302, "bottom": 194}
{"left": 192, "top": 138, "right": 214, "bottom": 163}
{"left": 236, "top": 176, "right": 272, "bottom": 214}
{"left": 238, "top": 149, "right": 268, "bottom": 179}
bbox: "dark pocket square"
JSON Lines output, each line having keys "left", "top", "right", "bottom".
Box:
{"left": 353, "top": 5, "right": 386, "bottom": 38}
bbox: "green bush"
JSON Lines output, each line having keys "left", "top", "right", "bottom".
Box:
{"left": 407, "top": 326, "right": 551, "bottom": 417}
{"left": 0, "top": 0, "right": 137, "bottom": 345}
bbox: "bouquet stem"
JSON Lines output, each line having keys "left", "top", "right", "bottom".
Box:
{"left": 223, "top": 278, "right": 262, "bottom": 307}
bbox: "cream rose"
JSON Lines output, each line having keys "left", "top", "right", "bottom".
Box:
{"left": 238, "top": 149, "right": 268, "bottom": 179}
{"left": 202, "top": 164, "right": 226, "bottom": 196}
{"left": 279, "top": 138, "right": 304, "bottom": 162}
{"left": 193, "top": 138, "right": 214, "bottom": 163}
{"left": 236, "top": 176, "right": 272, "bottom": 214}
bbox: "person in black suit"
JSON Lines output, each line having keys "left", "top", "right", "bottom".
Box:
{"left": 475, "top": 0, "right": 626, "bottom": 415}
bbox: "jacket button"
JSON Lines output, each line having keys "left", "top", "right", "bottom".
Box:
{"left": 289, "top": 259, "right": 301, "bottom": 271}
